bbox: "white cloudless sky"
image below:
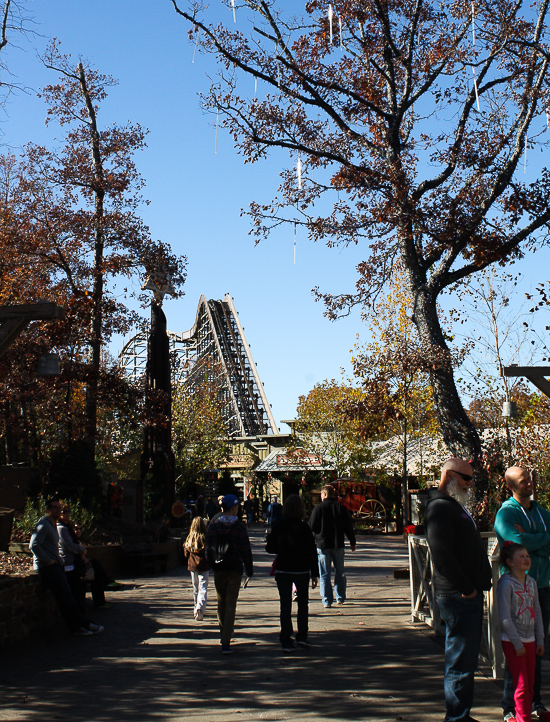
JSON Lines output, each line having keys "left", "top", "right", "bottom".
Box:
{"left": 3, "top": 0, "right": 549, "bottom": 429}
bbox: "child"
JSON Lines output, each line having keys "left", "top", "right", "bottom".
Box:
{"left": 183, "top": 517, "right": 210, "bottom": 621}
{"left": 497, "top": 541, "right": 545, "bottom": 722}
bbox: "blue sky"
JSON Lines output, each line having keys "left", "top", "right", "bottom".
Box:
{"left": 3, "top": 0, "right": 549, "bottom": 429}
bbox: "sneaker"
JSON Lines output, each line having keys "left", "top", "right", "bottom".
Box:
{"left": 88, "top": 623, "right": 104, "bottom": 634}
{"left": 295, "top": 640, "right": 311, "bottom": 648}
{"left": 281, "top": 645, "right": 295, "bottom": 653}
{"left": 195, "top": 609, "right": 204, "bottom": 621}
{"left": 221, "top": 644, "right": 232, "bottom": 655}
{"left": 292, "top": 592, "right": 298, "bottom": 601}
{"left": 503, "top": 713, "right": 517, "bottom": 722}
{"left": 323, "top": 603, "right": 332, "bottom": 609}
{"left": 335, "top": 600, "right": 345, "bottom": 605}
{"left": 74, "top": 627, "right": 94, "bottom": 636}
{"left": 534, "top": 707, "right": 550, "bottom": 722}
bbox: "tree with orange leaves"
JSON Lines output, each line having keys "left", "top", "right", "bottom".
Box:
{"left": 170, "top": 0, "right": 550, "bottom": 465}
{"left": 0, "top": 41, "right": 187, "bottom": 467}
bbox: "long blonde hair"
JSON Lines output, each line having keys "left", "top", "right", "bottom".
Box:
{"left": 184, "top": 516, "right": 207, "bottom": 552}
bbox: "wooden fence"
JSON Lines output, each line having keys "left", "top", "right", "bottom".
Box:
{"left": 408, "top": 533, "right": 504, "bottom": 679}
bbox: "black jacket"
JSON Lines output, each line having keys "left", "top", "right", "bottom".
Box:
{"left": 205, "top": 515, "right": 253, "bottom": 577}
{"left": 308, "top": 498, "right": 356, "bottom": 550}
{"left": 266, "top": 518, "right": 319, "bottom": 576}
{"left": 424, "top": 489, "right": 492, "bottom": 596}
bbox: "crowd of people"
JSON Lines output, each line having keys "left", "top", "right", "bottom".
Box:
{"left": 28, "top": 461, "right": 550, "bottom": 722}
{"left": 181, "top": 486, "right": 355, "bottom": 654}
{"left": 29, "top": 499, "right": 121, "bottom": 636}
{"left": 425, "top": 460, "right": 550, "bottom": 722}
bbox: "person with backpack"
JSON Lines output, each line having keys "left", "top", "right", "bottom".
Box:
{"left": 205, "top": 494, "right": 253, "bottom": 654}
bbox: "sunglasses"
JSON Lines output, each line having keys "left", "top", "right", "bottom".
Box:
{"left": 455, "top": 471, "right": 473, "bottom": 482}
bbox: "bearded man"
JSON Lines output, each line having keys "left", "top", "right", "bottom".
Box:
{"left": 425, "top": 458, "right": 493, "bottom": 722}
{"left": 495, "top": 466, "right": 550, "bottom": 722}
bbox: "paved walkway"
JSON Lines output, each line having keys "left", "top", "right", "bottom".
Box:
{"left": 0, "top": 529, "right": 513, "bottom": 721}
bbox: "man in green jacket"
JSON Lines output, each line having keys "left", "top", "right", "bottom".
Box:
{"left": 494, "top": 466, "right": 550, "bottom": 722}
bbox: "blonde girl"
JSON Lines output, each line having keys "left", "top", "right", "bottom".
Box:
{"left": 183, "top": 517, "right": 210, "bottom": 621}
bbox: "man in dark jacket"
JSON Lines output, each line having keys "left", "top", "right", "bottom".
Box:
{"left": 425, "top": 458, "right": 492, "bottom": 722}
{"left": 308, "top": 485, "right": 356, "bottom": 608}
{"left": 206, "top": 494, "right": 253, "bottom": 654}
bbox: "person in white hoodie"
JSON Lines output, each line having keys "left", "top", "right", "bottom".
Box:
{"left": 497, "top": 541, "right": 545, "bottom": 722}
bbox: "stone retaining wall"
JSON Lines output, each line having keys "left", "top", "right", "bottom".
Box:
{"left": 0, "top": 573, "right": 60, "bottom": 647}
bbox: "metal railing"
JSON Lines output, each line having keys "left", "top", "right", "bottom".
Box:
{"left": 408, "top": 533, "right": 504, "bottom": 679}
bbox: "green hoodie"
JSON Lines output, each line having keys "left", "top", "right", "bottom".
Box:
{"left": 494, "top": 497, "right": 550, "bottom": 588}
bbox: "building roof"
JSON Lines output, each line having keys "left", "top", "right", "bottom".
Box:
{"left": 255, "top": 448, "right": 335, "bottom": 473}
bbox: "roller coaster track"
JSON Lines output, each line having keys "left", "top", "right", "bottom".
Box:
{"left": 118, "top": 294, "right": 277, "bottom": 437}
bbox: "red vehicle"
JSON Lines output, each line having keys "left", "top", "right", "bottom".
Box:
{"left": 312, "top": 478, "right": 392, "bottom": 528}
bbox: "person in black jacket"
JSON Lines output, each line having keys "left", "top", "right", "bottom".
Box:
{"left": 266, "top": 494, "right": 318, "bottom": 652}
{"left": 308, "top": 485, "right": 356, "bottom": 608}
{"left": 425, "top": 458, "right": 492, "bottom": 722}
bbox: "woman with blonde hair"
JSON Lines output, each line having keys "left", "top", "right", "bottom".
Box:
{"left": 183, "top": 516, "right": 210, "bottom": 620}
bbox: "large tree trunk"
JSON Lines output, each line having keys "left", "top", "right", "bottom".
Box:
{"left": 413, "top": 287, "right": 482, "bottom": 462}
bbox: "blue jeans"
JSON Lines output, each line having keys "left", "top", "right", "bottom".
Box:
{"left": 275, "top": 572, "right": 310, "bottom": 646}
{"left": 437, "top": 591, "right": 484, "bottom": 722}
{"left": 317, "top": 547, "right": 346, "bottom": 606}
{"left": 503, "top": 585, "right": 550, "bottom": 713}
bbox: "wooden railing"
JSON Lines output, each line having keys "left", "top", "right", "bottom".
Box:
{"left": 408, "top": 533, "right": 504, "bottom": 679}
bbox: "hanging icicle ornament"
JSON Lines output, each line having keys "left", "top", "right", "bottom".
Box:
{"left": 193, "top": 27, "right": 201, "bottom": 63}
{"left": 328, "top": 4, "right": 334, "bottom": 44}
{"left": 472, "top": 66, "right": 480, "bottom": 111}
{"left": 546, "top": 108, "right": 549, "bottom": 128}
{"left": 215, "top": 108, "right": 219, "bottom": 154}
{"left": 254, "top": 77, "right": 257, "bottom": 101}
{"left": 294, "top": 222, "right": 297, "bottom": 264}
{"left": 297, "top": 157, "right": 303, "bottom": 190}
{"left": 524, "top": 135, "right": 528, "bottom": 173}
{"left": 339, "top": 17, "right": 343, "bottom": 49}
{"left": 471, "top": 2, "right": 476, "bottom": 46}
{"left": 231, "top": 0, "right": 236, "bottom": 23}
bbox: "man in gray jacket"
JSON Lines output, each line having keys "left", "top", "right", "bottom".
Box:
{"left": 30, "top": 497, "right": 103, "bottom": 636}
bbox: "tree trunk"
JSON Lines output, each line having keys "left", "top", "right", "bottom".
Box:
{"left": 413, "top": 287, "right": 482, "bottom": 462}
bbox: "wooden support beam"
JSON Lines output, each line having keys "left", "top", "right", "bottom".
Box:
{"left": 502, "top": 365, "right": 550, "bottom": 399}
{"left": 0, "top": 303, "right": 66, "bottom": 358}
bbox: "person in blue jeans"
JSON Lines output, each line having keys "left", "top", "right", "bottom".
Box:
{"left": 425, "top": 458, "right": 492, "bottom": 722}
{"left": 308, "top": 485, "right": 356, "bottom": 608}
{"left": 495, "top": 466, "right": 550, "bottom": 722}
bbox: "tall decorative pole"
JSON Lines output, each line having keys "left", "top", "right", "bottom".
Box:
{"left": 140, "top": 269, "right": 176, "bottom": 522}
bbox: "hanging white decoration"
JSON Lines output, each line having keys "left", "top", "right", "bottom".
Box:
{"left": 254, "top": 77, "right": 257, "bottom": 101}
{"left": 546, "top": 108, "right": 549, "bottom": 127}
{"left": 215, "top": 108, "right": 219, "bottom": 154}
{"left": 471, "top": 2, "right": 476, "bottom": 46}
{"left": 339, "top": 17, "right": 343, "bottom": 49}
{"left": 524, "top": 135, "right": 528, "bottom": 173}
{"left": 231, "top": 0, "right": 236, "bottom": 22}
{"left": 297, "top": 157, "right": 302, "bottom": 190}
{"left": 193, "top": 27, "right": 201, "bottom": 63}
{"left": 328, "top": 4, "right": 334, "bottom": 44}
{"left": 294, "top": 222, "right": 297, "bottom": 264}
{"left": 472, "top": 67, "right": 480, "bottom": 111}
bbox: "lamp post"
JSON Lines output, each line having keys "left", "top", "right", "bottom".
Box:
{"left": 140, "top": 269, "right": 176, "bottom": 522}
